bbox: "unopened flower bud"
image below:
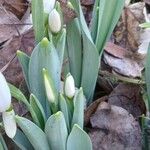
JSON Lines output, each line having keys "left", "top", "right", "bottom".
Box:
{"left": 43, "top": 0, "right": 56, "bottom": 13}
{"left": 2, "top": 109, "right": 17, "bottom": 138}
{"left": 43, "top": 69, "right": 55, "bottom": 103}
{"left": 0, "top": 72, "right": 11, "bottom": 112}
{"left": 64, "top": 73, "right": 75, "bottom": 99}
{"left": 48, "top": 9, "right": 61, "bottom": 33}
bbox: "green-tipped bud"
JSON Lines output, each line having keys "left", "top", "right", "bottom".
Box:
{"left": 40, "top": 37, "right": 49, "bottom": 47}
{"left": 64, "top": 73, "right": 75, "bottom": 99}
{"left": 67, "top": 2, "right": 74, "bottom": 10}
{"left": 2, "top": 109, "right": 17, "bottom": 138}
{"left": 0, "top": 72, "right": 11, "bottom": 112}
{"left": 48, "top": 9, "right": 61, "bottom": 33}
{"left": 43, "top": 69, "right": 55, "bottom": 103}
{"left": 43, "top": 0, "right": 56, "bottom": 14}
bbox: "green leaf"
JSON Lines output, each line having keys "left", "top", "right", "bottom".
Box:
{"left": 13, "top": 129, "right": 34, "bottom": 150}
{"left": 90, "top": 0, "right": 99, "bottom": 42}
{"left": 141, "top": 116, "right": 150, "bottom": 150}
{"left": 8, "top": 83, "right": 30, "bottom": 109}
{"left": 31, "top": 0, "right": 45, "bottom": 43}
{"left": 0, "top": 134, "right": 8, "bottom": 150}
{"left": 28, "top": 38, "right": 60, "bottom": 113}
{"left": 81, "top": 32, "right": 99, "bottom": 103}
{"left": 30, "top": 94, "right": 46, "bottom": 130}
{"left": 71, "top": 88, "right": 85, "bottom": 129}
{"left": 69, "top": 0, "right": 99, "bottom": 103}
{"left": 145, "top": 44, "right": 150, "bottom": 111}
{"left": 17, "top": 50, "right": 30, "bottom": 90}
{"left": 95, "top": 0, "right": 125, "bottom": 54}
{"left": 45, "top": 111, "right": 68, "bottom": 150}
{"left": 63, "top": 44, "right": 70, "bottom": 78}
{"left": 67, "top": 124, "right": 92, "bottom": 150}
{"left": 66, "top": 18, "right": 82, "bottom": 87}
{"left": 0, "top": 142, "right": 4, "bottom": 150}
{"left": 16, "top": 116, "right": 50, "bottom": 150}
{"left": 55, "top": 29, "right": 66, "bottom": 69}
{"left": 59, "top": 94, "right": 70, "bottom": 131}
{"left": 8, "top": 83, "right": 45, "bottom": 126}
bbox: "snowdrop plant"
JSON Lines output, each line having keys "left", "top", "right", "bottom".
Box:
{"left": 8, "top": 66, "right": 91, "bottom": 149}
{"left": 65, "top": 0, "right": 125, "bottom": 103}
{"left": 31, "top": 0, "right": 125, "bottom": 104}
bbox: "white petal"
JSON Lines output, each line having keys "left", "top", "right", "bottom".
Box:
{"left": 43, "top": 0, "right": 55, "bottom": 13}
{"left": 2, "top": 109, "right": 17, "bottom": 138}
{"left": 65, "top": 74, "right": 75, "bottom": 98}
{"left": 0, "top": 72, "right": 11, "bottom": 112}
{"left": 48, "top": 9, "right": 61, "bottom": 33}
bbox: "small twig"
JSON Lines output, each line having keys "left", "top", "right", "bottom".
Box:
{"left": 0, "top": 23, "right": 32, "bottom": 25}
{"left": 0, "top": 54, "right": 16, "bottom": 73}
{"left": 99, "top": 71, "right": 145, "bottom": 85}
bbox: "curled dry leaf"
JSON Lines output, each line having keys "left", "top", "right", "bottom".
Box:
{"left": 114, "top": 2, "right": 144, "bottom": 52}
{"left": 103, "top": 52, "right": 143, "bottom": 78}
{"left": 108, "top": 83, "right": 146, "bottom": 118}
{"left": 89, "top": 102, "right": 142, "bottom": 150}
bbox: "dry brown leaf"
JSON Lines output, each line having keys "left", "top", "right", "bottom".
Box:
{"left": 103, "top": 52, "right": 143, "bottom": 77}
{"left": 108, "top": 83, "right": 146, "bottom": 118}
{"left": 114, "top": 2, "right": 144, "bottom": 52}
{"left": 0, "top": 29, "right": 34, "bottom": 86}
{"left": 105, "top": 42, "right": 127, "bottom": 59}
{"left": 3, "top": 0, "right": 28, "bottom": 19}
{"left": 89, "top": 102, "right": 142, "bottom": 150}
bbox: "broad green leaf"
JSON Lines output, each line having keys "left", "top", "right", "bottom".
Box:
{"left": 71, "top": 88, "right": 85, "bottom": 129}
{"left": 0, "top": 141, "right": 4, "bottom": 150}
{"left": 30, "top": 94, "right": 46, "bottom": 130}
{"left": 16, "top": 116, "right": 50, "bottom": 150}
{"left": 69, "top": 0, "right": 99, "bottom": 103}
{"left": 145, "top": 44, "right": 150, "bottom": 110}
{"left": 81, "top": 32, "right": 99, "bottom": 103}
{"left": 59, "top": 94, "right": 70, "bottom": 131}
{"left": 63, "top": 43, "right": 70, "bottom": 78}
{"left": 96, "top": 0, "right": 125, "bottom": 55}
{"left": 0, "top": 134, "right": 8, "bottom": 150}
{"left": 66, "top": 18, "right": 82, "bottom": 87}
{"left": 13, "top": 129, "right": 34, "bottom": 150}
{"left": 45, "top": 111, "right": 68, "bottom": 150}
{"left": 90, "top": 0, "right": 99, "bottom": 42}
{"left": 17, "top": 50, "right": 30, "bottom": 90}
{"left": 141, "top": 116, "right": 150, "bottom": 150}
{"left": 31, "top": 0, "right": 45, "bottom": 43}
{"left": 55, "top": 29, "right": 66, "bottom": 69}
{"left": 28, "top": 38, "right": 60, "bottom": 113}
{"left": 67, "top": 124, "right": 92, "bottom": 150}
{"left": 8, "top": 83, "right": 30, "bottom": 109}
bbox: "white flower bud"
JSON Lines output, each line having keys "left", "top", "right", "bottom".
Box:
{"left": 2, "top": 109, "right": 17, "bottom": 138}
{"left": 48, "top": 9, "right": 61, "bottom": 33}
{"left": 0, "top": 72, "right": 11, "bottom": 112}
{"left": 43, "top": 69, "right": 55, "bottom": 103}
{"left": 64, "top": 74, "right": 75, "bottom": 99}
{"left": 43, "top": 0, "right": 56, "bottom": 13}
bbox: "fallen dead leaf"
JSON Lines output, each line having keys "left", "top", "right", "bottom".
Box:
{"left": 89, "top": 102, "right": 142, "bottom": 150}
{"left": 108, "top": 83, "right": 146, "bottom": 118}
{"left": 114, "top": 2, "right": 144, "bottom": 52}
{"left": 103, "top": 52, "right": 143, "bottom": 77}
{"left": 0, "top": 29, "right": 34, "bottom": 86}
